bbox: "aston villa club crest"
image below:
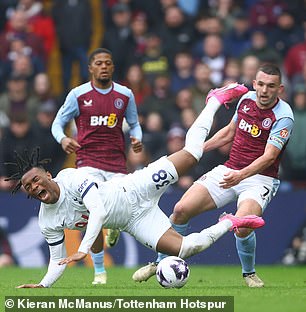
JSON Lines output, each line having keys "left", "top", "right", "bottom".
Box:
{"left": 114, "top": 98, "right": 124, "bottom": 109}
{"left": 262, "top": 118, "right": 272, "bottom": 129}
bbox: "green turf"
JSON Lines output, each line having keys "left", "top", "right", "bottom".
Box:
{"left": 1, "top": 265, "right": 305, "bottom": 312}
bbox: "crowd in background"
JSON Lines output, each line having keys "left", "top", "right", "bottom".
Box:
{"left": 0, "top": 0, "right": 306, "bottom": 265}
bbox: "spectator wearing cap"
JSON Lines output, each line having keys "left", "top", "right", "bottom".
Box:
{"left": 101, "top": 3, "right": 134, "bottom": 82}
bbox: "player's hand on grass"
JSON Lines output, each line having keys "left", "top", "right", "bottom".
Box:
{"left": 58, "top": 251, "right": 87, "bottom": 265}
{"left": 16, "top": 284, "right": 44, "bottom": 288}
{"left": 61, "top": 137, "right": 81, "bottom": 154}
{"left": 130, "top": 136, "right": 143, "bottom": 153}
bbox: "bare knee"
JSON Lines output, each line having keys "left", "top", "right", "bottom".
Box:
{"left": 171, "top": 201, "right": 191, "bottom": 224}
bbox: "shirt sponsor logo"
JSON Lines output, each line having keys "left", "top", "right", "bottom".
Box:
{"left": 238, "top": 119, "right": 261, "bottom": 137}
{"left": 280, "top": 128, "right": 289, "bottom": 138}
{"left": 114, "top": 98, "right": 124, "bottom": 109}
{"left": 90, "top": 113, "right": 118, "bottom": 128}
{"left": 262, "top": 118, "right": 272, "bottom": 129}
{"left": 78, "top": 179, "right": 89, "bottom": 193}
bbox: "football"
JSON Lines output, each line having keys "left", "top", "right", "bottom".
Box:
{"left": 156, "top": 256, "right": 190, "bottom": 288}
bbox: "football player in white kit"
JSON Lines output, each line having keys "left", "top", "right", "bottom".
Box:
{"left": 8, "top": 83, "right": 265, "bottom": 288}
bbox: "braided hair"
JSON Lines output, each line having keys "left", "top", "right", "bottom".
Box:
{"left": 4, "top": 147, "right": 51, "bottom": 194}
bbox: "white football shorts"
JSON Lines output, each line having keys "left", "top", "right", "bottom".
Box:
{"left": 77, "top": 166, "right": 125, "bottom": 182}
{"left": 120, "top": 156, "right": 179, "bottom": 251}
{"left": 195, "top": 165, "right": 280, "bottom": 212}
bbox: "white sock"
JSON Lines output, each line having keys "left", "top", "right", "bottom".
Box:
{"left": 183, "top": 97, "right": 221, "bottom": 161}
{"left": 178, "top": 220, "right": 231, "bottom": 259}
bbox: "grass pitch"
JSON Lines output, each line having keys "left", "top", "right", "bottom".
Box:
{"left": 1, "top": 265, "right": 305, "bottom": 312}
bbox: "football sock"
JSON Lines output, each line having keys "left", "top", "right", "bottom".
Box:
{"left": 156, "top": 222, "right": 189, "bottom": 263}
{"left": 90, "top": 250, "right": 106, "bottom": 274}
{"left": 183, "top": 97, "right": 221, "bottom": 161}
{"left": 178, "top": 220, "right": 231, "bottom": 259}
{"left": 235, "top": 231, "right": 256, "bottom": 274}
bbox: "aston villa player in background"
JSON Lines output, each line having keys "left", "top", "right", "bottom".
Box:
{"left": 51, "top": 48, "right": 143, "bottom": 285}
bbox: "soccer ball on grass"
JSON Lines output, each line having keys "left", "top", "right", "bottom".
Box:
{"left": 156, "top": 256, "right": 190, "bottom": 288}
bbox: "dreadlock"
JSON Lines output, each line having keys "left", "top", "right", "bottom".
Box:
{"left": 4, "top": 147, "right": 51, "bottom": 194}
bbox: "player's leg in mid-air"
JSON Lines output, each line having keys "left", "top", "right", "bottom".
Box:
{"left": 127, "top": 155, "right": 265, "bottom": 266}
{"left": 132, "top": 82, "right": 250, "bottom": 282}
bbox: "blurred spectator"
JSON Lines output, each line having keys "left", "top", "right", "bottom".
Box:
{"left": 284, "top": 31, "right": 306, "bottom": 80}
{"left": 195, "top": 34, "right": 227, "bottom": 86}
{"left": 141, "top": 32, "right": 169, "bottom": 85}
{"left": 208, "top": 0, "right": 239, "bottom": 32}
{"left": 0, "top": 112, "right": 37, "bottom": 189}
{"left": 223, "top": 58, "right": 241, "bottom": 83}
{"left": 223, "top": 10, "right": 252, "bottom": 58}
{"left": 189, "top": 62, "right": 214, "bottom": 115}
{"left": 33, "top": 100, "right": 66, "bottom": 176}
{"left": 281, "top": 84, "right": 306, "bottom": 184}
{"left": 0, "top": 1, "right": 17, "bottom": 32}
{"left": 268, "top": 10, "right": 304, "bottom": 57}
{"left": 158, "top": 5, "right": 194, "bottom": 69}
{"left": 130, "top": 11, "right": 149, "bottom": 61}
{"left": 3, "top": 35, "right": 45, "bottom": 77}
{"left": 123, "top": 63, "right": 151, "bottom": 107}
{"left": 139, "top": 74, "right": 175, "bottom": 130}
{"left": 170, "top": 50, "right": 195, "bottom": 94}
{"left": 241, "top": 29, "right": 282, "bottom": 65}
{"left": 193, "top": 14, "right": 224, "bottom": 52}
{"left": 172, "top": 88, "right": 194, "bottom": 124}
{"left": 180, "top": 107, "right": 197, "bottom": 130}
{"left": 9, "top": 0, "right": 56, "bottom": 57}
{"left": 141, "top": 111, "right": 166, "bottom": 161}
{"left": 291, "top": 62, "right": 306, "bottom": 88}
{"left": 101, "top": 2, "right": 133, "bottom": 82}
{"left": 239, "top": 55, "right": 260, "bottom": 90}
{"left": 0, "top": 74, "right": 38, "bottom": 122}
{"left": 282, "top": 223, "right": 306, "bottom": 265}
{"left": 52, "top": 0, "right": 92, "bottom": 95}
{"left": 249, "top": 0, "right": 288, "bottom": 30}
{"left": 8, "top": 52, "right": 43, "bottom": 86}
{"left": 0, "top": 9, "right": 45, "bottom": 61}
{"left": 0, "top": 226, "right": 14, "bottom": 268}
{"left": 32, "top": 72, "right": 58, "bottom": 106}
